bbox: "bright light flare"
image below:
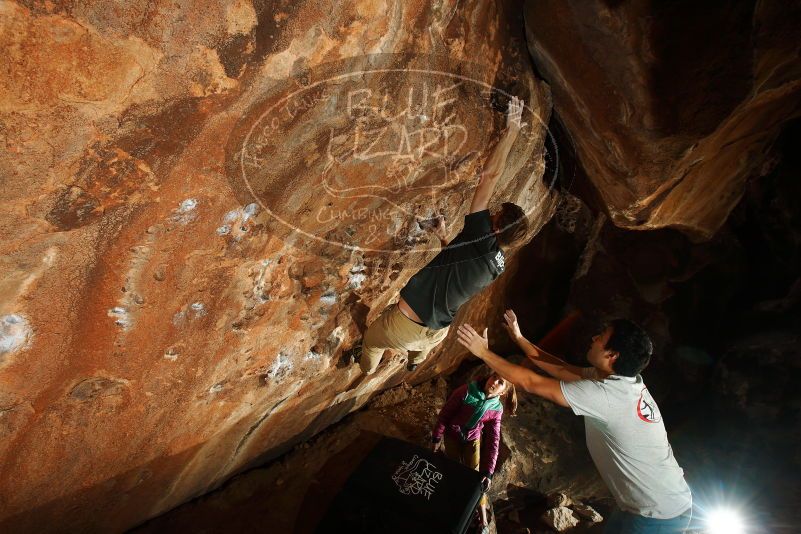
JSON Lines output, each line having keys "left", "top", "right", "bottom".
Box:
{"left": 705, "top": 507, "right": 745, "bottom": 534}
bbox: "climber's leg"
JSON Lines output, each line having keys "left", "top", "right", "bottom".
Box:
{"left": 408, "top": 325, "right": 450, "bottom": 366}
{"left": 360, "top": 304, "right": 429, "bottom": 374}
{"left": 360, "top": 311, "right": 393, "bottom": 374}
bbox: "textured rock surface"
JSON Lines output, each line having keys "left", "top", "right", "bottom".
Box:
{"left": 0, "top": 0, "right": 558, "bottom": 531}
{"left": 573, "top": 502, "right": 603, "bottom": 523}
{"left": 525, "top": 0, "right": 801, "bottom": 239}
{"left": 143, "top": 65, "right": 801, "bottom": 533}
{"left": 135, "top": 366, "right": 601, "bottom": 533}
{"left": 133, "top": 378, "right": 451, "bottom": 533}
{"left": 543, "top": 506, "right": 579, "bottom": 532}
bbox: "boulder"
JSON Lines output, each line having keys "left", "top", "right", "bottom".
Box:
{"left": 572, "top": 502, "right": 603, "bottom": 523}
{"left": 0, "top": 1, "right": 558, "bottom": 531}
{"left": 542, "top": 506, "right": 579, "bottom": 532}
{"left": 524, "top": 0, "right": 801, "bottom": 240}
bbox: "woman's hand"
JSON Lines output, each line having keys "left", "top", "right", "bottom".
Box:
{"left": 431, "top": 441, "right": 442, "bottom": 453}
{"left": 457, "top": 324, "right": 489, "bottom": 358}
{"left": 502, "top": 309, "right": 522, "bottom": 341}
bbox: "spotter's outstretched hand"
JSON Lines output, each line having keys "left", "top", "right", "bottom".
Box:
{"left": 457, "top": 324, "right": 489, "bottom": 358}
{"left": 502, "top": 309, "right": 522, "bottom": 341}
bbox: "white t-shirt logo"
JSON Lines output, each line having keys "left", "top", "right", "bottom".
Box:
{"left": 494, "top": 250, "right": 505, "bottom": 272}
{"left": 392, "top": 455, "right": 443, "bottom": 500}
{"left": 637, "top": 387, "right": 662, "bottom": 423}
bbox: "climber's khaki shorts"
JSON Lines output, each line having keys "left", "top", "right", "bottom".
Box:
{"left": 360, "top": 303, "right": 449, "bottom": 374}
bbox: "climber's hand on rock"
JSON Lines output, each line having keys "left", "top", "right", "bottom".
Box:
{"left": 433, "top": 215, "right": 448, "bottom": 244}
{"left": 457, "top": 324, "right": 489, "bottom": 358}
{"left": 431, "top": 441, "right": 442, "bottom": 453}
{"left": 506, "top": 96, "right": 526, "bottom": 132}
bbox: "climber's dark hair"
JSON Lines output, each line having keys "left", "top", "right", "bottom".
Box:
{"left": 606, "top": 319, "right": 653, "bottom": 377}
{"left": 495, "top": 202, "right": 528, "bottom": 247}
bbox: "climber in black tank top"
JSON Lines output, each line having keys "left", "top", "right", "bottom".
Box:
{"left": 351, "top": 96, "right": 532, "bottom": 382}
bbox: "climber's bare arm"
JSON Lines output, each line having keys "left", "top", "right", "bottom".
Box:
{"left": 456, "top": 324, "right": 569, "bottom": 407}
{"left": 502, "top": 309, "right": 586, "bottom": 382}
{"left": 469, "top": 96, "right": 524, "bottom": 214}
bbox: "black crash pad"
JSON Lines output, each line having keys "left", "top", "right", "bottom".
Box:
{"left": 314, "top": 435, "right": 483, "bottom": 534}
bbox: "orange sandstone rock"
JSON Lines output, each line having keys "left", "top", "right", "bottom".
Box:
{"left": 0, "top": 1, "right": 556, "bottom": 531}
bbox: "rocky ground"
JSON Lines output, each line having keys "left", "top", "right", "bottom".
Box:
{"left": 134, "top": 360, "right": 610, "bottom": 533}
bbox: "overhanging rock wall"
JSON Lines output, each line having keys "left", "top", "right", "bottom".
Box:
{"left": 525, "top": 0, "right": 801, "bottom": 240}
{"left": 0, "top": 1, "right": 558, "bottom": 531}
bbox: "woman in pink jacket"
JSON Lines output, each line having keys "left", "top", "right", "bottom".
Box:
{"left": 432, "top": 373, "right": 517, "bottom": 531}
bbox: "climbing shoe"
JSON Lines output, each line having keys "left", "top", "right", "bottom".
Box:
{"left": 339, "top": 340, "right": 362, "bottom": 368}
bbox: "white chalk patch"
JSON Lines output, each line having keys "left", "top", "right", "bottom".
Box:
{"left": 174, "top": 302, "right": 206, "bottom": 324}
{"left": 274, "top": 352, "right": 291, "bottom": 371}
{"left": 171, "top": 198, "right": 199, "bottom": 225}
{"left": 163, "top": 348, "right": 179, "bottom": 361}
{"left": 224, "top": 209, "right": 240, "bottom": 223}
{"left": 209, "top": 383, "right": 224, "bottom": 394}
{"left": 251, "top": 258, "right": 275, "bottom": 302}
{"left": 304, "top": 350, "right": 322, "bottom": 361}
{"left": 220, "top": 204, "right": 259, "bottom": 240}
{"left": 172, "top": 310, "right": 186, "bottom": 326}
{"left": 348, "top": 272, "right": 366, "bottom": 289}
{"left": 266, "top": 352, "right": 293, "bottom": 382}
{"left": 348, "top": 262, "right": 367, "bottom": 289}
{"left": 243, "top": 202, "right": 260, "bottom": 219}
{"left": 0, "top": 314, "right": 32, "bottom": 356}
{"left": 108, "top": 307, "right": 132, "bottom": 329}
{"left": 386, "top": 216, "right": 403, "bottom": 237}
{"left": 328, "top": 326, "right": 345, "bottom": 347}
{"left": 319, "top": 291, "right": 337, "bottom": 305}
{"left": 404, "top": 216, "right": 432, "bottom": 245}
{"left": 179, "top": 199, "right": 198, "bottom": 213}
